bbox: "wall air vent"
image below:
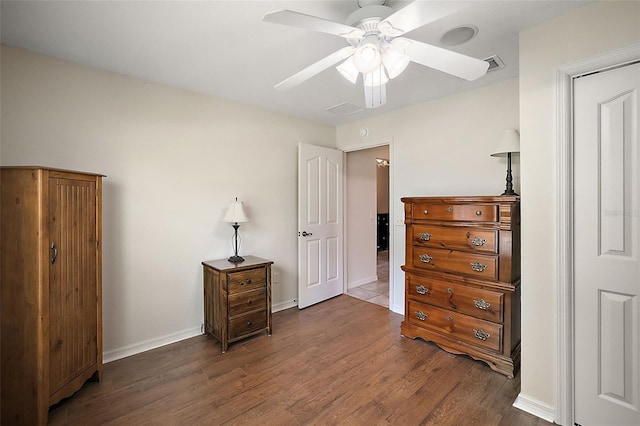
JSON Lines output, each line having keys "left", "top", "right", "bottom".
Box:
{"left": 326, "top": 102, "right": 364, "bottom": 116}
{"left": 484, "top": 55, "right": 505, "bottom": 72}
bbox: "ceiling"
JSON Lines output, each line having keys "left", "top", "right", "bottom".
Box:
{"left": 1, "top": 1, "right": 591, "bottom": 126}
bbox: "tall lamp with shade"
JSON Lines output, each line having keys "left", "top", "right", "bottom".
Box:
{"left": 491, "top": 129, "right": 520, "bottom": 196}
{"left": 223, "top": 198, "right": 249, "bottom": 263}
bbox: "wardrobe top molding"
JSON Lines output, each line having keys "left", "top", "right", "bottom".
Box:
{"left": 1, "top": 165, "right": 106, "bottom": 177}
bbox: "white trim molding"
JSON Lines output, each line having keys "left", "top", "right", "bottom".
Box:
{"left": 555, "top": 42, "right": 640, "bottom": 426}
{"left": 272, "top": 299, "right": 298, "bottom": 312}
{"left": 514, "top": 394, "right": 556, "bottom": 423}
{"left": 103, "top": 326, "right": 202, "bottom": 364}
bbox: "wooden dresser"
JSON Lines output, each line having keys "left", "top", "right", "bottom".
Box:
{"left": 400, "top": 196, "right": 520, "bottom": 377}
{"left": 1, "top": 167, "right": 104, "bottom": 425}
{"left": 202, "top": 256, "right": 273, "bottom": 353}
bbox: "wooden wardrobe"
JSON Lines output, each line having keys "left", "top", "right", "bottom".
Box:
{"left": 1, "top": 167, "right": 104, "bottom": 425}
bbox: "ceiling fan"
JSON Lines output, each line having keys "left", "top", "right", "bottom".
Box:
{"left": 263, "top": 0, "right": 489, "bottom": 108}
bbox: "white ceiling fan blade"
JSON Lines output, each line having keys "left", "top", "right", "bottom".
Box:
{"left": 275, "top": 46, "right": 356, "bottom": 91}
{"left": 263, "top": 10, "right": 364, "bottom": 39}
{"left": 406, "top": 39, "right": 489, "bottom": 81}
{"left": 379, "top": 1, "right": 470, "bottom": 37}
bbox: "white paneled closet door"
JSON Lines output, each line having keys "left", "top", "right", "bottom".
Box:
{"left": 574, "top": 62, "right": 640, "bottom": 426}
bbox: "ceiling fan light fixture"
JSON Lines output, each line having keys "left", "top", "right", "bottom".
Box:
{"left": 336, "top": 57, "right": 359, "bottom": 84}
{"left": 381, "top": 47, "right": 410, "bottom": 79}
{"left": 353, "top": 41, "right": 381, "bottom": 73}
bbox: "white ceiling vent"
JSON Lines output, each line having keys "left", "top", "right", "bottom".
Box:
{"left": 326, "top": 102, "right": 364, "bottom": 116}
{"left": 484, "top": 55, "right": 505, "bottom": 72}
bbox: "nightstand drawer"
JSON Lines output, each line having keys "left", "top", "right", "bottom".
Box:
{"left": 229, "top": 288, "right": 266, "bottom": 317}
{"left": 229, "top": 310, "right": 267, "bottom": 340}
{"left": 412, "top": 247, "right": 498, "bottom": 280}
{"left": 412, "top": 225, "right": 498, "bottom": 254}
{"left": 413, "top": 203, "right": 498, "bottom": 222}
{"left": 228, "top": 268, "right": 266, "bottom": 294}
{"left": 408, "top": 301, "right": 502, "bottom": 352}
{"left": 407, "top": 275, "right": 503, "bottom": 323}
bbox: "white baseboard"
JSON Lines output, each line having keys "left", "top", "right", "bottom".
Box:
{"left": 513, "top": 393, "right": 556, "bottom": 423}
{"left": 272, "top": 299, "right": 298, "bottom": 312}
{"left": 347, "top": 275, "right": 378, "bottom": 289}
{"left": 103, "top": 326, "right": 202, "bottom": 364}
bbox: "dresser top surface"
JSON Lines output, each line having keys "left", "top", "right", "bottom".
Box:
{"left": 401, "top": 195, "right": 519, "bottom": 203}
{"left": 202, "top": 256, "right": 273, "bottom": 272}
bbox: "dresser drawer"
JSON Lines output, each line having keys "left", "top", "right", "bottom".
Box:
{"left": 408, "top": 301, "right": 502, "bottom": 352}
{"left": 229, "top": 310, "right": 267, "bottom": 340}
{"left": 412, "top": 247, "right": 498, "bottom": 280}
{"left": 228, "top": 288, "right": 266, "bottom": 317}
{"left": 412, "top": 225, "right": 497, "bottom": 254}
{"left": 227, "top": 268, "right": 266, "bottom": 294}
{"left": 412, "top": 203, "right": 498, "bottom": 222}
{"left": 407, "top": 275, "right": 503, "bottom": 323}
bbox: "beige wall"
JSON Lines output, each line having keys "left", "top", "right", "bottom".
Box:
{"left": 519, "top": 0, "right": 640, "bottom": 414}
{"left": 337, "top": 78, "right": 519, "bottom": 313}
{"left": 0, "top": 45, "right": 336, "bottom": 360}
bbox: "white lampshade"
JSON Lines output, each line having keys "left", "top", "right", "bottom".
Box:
{"left": 223, "top": 199, "right": 249, "bottom": 223}
{"left": 336, "top": 56, "right": 359, "bottom": 84}
{"left": 491, "top": 129, "right": 521, "bottom": 156}
{"left": 382, "top": 46, "right": 410, "bottom": 79}
{"left": 353, "top": 43, "right": 381, "bottom": 73}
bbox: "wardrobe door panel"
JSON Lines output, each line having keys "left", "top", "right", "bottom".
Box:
{"left": 48, "top": 178, "right": 98, "bottom": 396}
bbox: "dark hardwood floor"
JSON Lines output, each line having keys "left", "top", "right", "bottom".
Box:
{"left": 48, "top": 295, "right": 551, "bottom": 425}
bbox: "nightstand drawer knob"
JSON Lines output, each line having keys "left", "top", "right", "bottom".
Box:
{"left": 419, "top": 232, "right": 432, "bottom": 241}
{"left": 445, "top": 287, "right": 454, "bottom": 294}
{"left": 446, "top": 207, "right": 453, "bottom": 212}
{"left": 416, "top": 285, "right": 428, "bottom": 295}
{"left": 476, "top": 210, "right": 482, "bottom": 216}
{"left": 415, "top": 311, "right": 427, "bottom": 321}
{"left": 473, "top": 329, "right": 490, "bottom": 341}
{"left": 423, "top": 209, "right": 428, "bottom": 215}
{"left": 419, "top": 254, "right": 432, "bottom": 263}
{"left": 474, "top": 299, "right": 491, "bottom": 310}
{"left": 446, "top": 316, "right": 453, "bottom": 321}
{"left": 470, "top": 262, "right": 487, "bottom": 272}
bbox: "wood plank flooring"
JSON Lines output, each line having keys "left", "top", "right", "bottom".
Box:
{"left": 48, "top": 295, "right": 551, "bottom": 425}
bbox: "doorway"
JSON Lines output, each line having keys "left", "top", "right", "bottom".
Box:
{"left": 344, "top": 145, "right": 390, "bottom": 308}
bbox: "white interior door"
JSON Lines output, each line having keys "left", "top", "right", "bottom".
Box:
{"left": 574, "top": 62, "right": 640, "bottom": 425}
{"left": 298, "top": 144, "right": 344, "bottom": 309}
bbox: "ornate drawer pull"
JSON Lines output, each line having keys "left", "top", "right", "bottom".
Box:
{"left": 446, "top": 315, "right": 453, "bottom": 321}
{"left": 474, "top": 299, "right": 491, "bottom": 310}
{"left": 419, "top": 232, "right": 432, "bottom": 241}
{"left": 446, "top": 207, "right": 453, "bottom": 212}
{"left": 419, "top": 254, "right": 432, "bottom": 263}
{"left": 470, "top": 262, "right": 487, "bottom": 272}
{"left": 473, "top": 329, "right": 490, "bottom": 341}
{"left": 471, "top": 236, "right": 486, "bottom": 246}
{"left": 445, "top": 287, "right": 454, "bottom": 294}
{"left": 415, "top": 311, "right": 428, "bottom": 321}
{"left": 476, "top": 210, "right": 482, "bottom": 216}
{"left": 416, "top": 285, "right": 429, "bottom": 295}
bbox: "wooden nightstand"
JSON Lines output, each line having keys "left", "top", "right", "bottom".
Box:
{"left": 202, "top": 256, "right": 273, "bottom": 353}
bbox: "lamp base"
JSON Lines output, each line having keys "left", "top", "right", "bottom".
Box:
{"left": 227, "top": 255, "right": 245, "bottom": 263}
{"left": 500, "top": 189, "right": 519, "bottom": 196}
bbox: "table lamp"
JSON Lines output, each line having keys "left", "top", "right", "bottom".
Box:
{"left": 491, "top": 129, "right": 520, "bottom": 196}
{"left": 223, "top": 197, "right": 249, "bottom": 263}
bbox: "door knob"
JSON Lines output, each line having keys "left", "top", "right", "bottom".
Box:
{"left": 301, "top": 231, "right": 313, "bottom": 237}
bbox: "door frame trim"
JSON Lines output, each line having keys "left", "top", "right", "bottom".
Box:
{"left": 556, "top": 42, "right": 640, "bottom": 426}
